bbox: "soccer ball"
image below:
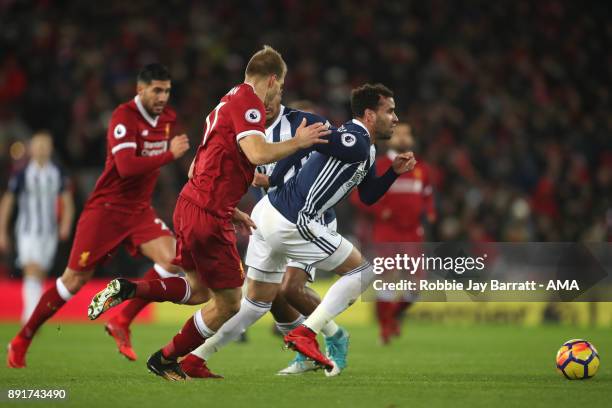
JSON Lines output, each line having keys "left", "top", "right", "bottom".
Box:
{"left": 556, "top": 339, "right": 600, "bottom": 379}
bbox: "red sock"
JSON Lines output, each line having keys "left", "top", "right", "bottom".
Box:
{"left": 114, "top": 267, "right": 158, "bottom": 325}
{"left": 161, "top": 315, "right": 206, "bottom": 360}
{"left": 134, "top": 276, "right": 188, "bottom": 303}
{"left": 375, "top": 301, "right": 394, "bottom": 341}
{"left": 18, "top": 284, "right": 66, "bottom": 340}
{"left": 393, "top": 301, "right": 412, "bottom": 318}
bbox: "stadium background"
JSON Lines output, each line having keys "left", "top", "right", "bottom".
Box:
{"left": 0, "top": 0, "right": 610, "bottom": 326}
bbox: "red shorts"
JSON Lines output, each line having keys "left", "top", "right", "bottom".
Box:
{"left": 68, "top": 205, "right": 173, "bottom": 272}
{"left": 171, "top": 196, "right": 244, "bottom": 290}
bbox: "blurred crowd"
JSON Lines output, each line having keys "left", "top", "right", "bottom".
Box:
{"left": 1, "top": 0, "right": 611, "bottom": 276}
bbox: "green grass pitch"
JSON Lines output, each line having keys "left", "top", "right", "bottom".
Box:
{"left": 1, "top": 321, "right": 610, "bottom": 407}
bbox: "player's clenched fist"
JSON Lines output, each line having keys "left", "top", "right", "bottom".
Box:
{"left": 391, "top": 151, "right": 417, "bottom": 174}
{"left": 170, "top": 134, "right": 190, "bottom": 159}
{"left": 294, "top": 118, "right": 330, "bottom": 149}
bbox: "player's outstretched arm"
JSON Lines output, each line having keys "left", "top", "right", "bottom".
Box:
{"left": 115, "top": 134, "right": 190, "bottom": 178}
{"left": 239, "top": 119, "right": 329, "bottom": 165}
{"left": 0, "top": 192, "right": 15, "bottom": 253}
{"left": 358, "top": 152, "right": 417, "bottom": 205}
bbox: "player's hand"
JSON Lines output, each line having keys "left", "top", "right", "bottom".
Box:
{"left": 294, "top": 118, "right": 330, "bottom": 149}
{"left": 232, "top": 208, "right": 257, "bottom": 235}
{"left": 392, "top": 151, "right": 417, "bottom": 174}
{"left": 252, "top": 173, "right": 270, "bottom": 189}
{"left": 170, "top": 134, "right": 190, "bottom": 159}
{"left": 0, "top": 232, "right": 10, "bottom": 253}
{"left": 59, "top": 224, "right": 71, "bottom": 241}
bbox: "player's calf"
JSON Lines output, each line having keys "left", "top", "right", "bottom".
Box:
{"left": 88, "top": 274, "right": 195, "bottom": 320}
{"left": 280, "top": 274, "right": 321, "bottom": 316}
{"left": 60, "top": 267, "right": 95, "bottom": 294}
{"left": 302, "top": 253, "right": 375, "bottom": 335}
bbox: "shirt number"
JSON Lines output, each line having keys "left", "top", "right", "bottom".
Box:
{"left": 202, "top": 102, "right": 227, "bottom": 145}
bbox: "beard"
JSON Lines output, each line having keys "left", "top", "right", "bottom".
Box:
{"left": 375, "top": 124, "right": 393, "bottom": 140}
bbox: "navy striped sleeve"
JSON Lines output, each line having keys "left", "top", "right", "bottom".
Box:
{"left": 313, "top": 128, "right": 369, "bottom": 163}
{"left": 357, "top": 161, "right": 398, "bottom": 205}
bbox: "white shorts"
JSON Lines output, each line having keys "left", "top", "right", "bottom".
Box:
{"left": 16, "top": 234, "right": 58, "bottom": 271}
{"left": 245, "top": 196, "right": 352, "bottom": 284}
{"left": 286, "top": 218, "right": 337, "bottom": 282}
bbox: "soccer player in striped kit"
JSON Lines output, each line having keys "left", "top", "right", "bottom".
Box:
{"left": 0, "top": 131, "right": 74, "bottom": 323}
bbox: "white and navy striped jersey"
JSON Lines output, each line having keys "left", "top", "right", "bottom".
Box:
{"left": 8, "top": 161, "right": 67, "bottom": 236}
{"left": 262, "top": 105, "right": 329, "bottom": 188}
{"left": 261, "top": 105, "right": 336, "bottom": 224}
{"left": 269, "top": 119, "right": 381, "bottom": 234}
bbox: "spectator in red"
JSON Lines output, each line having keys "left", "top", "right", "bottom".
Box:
{"left": 351, "top": 122, "right": 436, "bottom": 344}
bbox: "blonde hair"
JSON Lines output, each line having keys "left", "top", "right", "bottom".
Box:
{"left": 245, "top": 45, "right": 287, "bottom": 80}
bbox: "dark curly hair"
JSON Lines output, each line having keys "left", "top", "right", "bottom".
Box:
{"left": 350, "top": 83, "right": 393, "bottom": 118}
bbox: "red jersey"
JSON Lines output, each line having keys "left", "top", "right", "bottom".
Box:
{"left": 180, "top": 83, "right": 266, "bottom": 218}
{"left": 352, "top": 150, "right": 435, "bottom": 242}
{"left": 85, "top": 96, "right": 176, "bottom": 213}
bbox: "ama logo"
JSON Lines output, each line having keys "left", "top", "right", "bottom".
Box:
{"left": 245, "top": 109, "right": 262, "bottom": 123}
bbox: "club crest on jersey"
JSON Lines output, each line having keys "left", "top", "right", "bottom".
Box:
{"left": 114, "top": 124, "right": 127, "bottom": 139}
{"left": 245, "top": 109, "right": 262, "bottom": 123}
{"left": 141, "top": 129, "right": 149, "bottom": 137}
{"left": 341, "top": 133, "right": 356, "bottom": 147}
{"left": 78, "top": 251, "right": 90, "bottom": 267}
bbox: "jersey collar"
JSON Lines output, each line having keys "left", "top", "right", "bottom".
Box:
{"left": 351, "top": 118, "right": 370, "bottom": 138}
{"left": 27, "top": 160, "right": 50, "bottom": 172}
{"left": 265, "top": 104, "right": 285, "bottom": 134}
{"left": 134, "top": 95, "right": 159, "bottom": 127}
{"left": 243, "top": 82, "right": 256, "bottom": 93}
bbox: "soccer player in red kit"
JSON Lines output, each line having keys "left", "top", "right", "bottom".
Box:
{"left": 7, "top": 64, "right": 192, "bottom": 368}
{"left": 352, "top": 122, "right": 436, "bottom": 344}
{"left": 88, "top": 46, "right": 330, "bottom": 380}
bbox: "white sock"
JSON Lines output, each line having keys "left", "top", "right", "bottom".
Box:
{"left": 22, "top": 276, "right": 43, "bottom": 322}
{"left": 275, "top": 315, "right": 305, "bottom": 335}
{"left": 193, "top": 310, "right": 216, "bottom": 338}
{"left": 304, "top": 261, "right": 374, "bottom": 333}
{"left": 320, "top": 320, "right": 339, "bottom": 337}
{"left": 191, "top": 297, "right": 271, "bottom": 361}
{"left": 56, "top": 277, "right": 73, "bottom": 301}
{"left": 153, "top": 263, "right": 176, "bottom": 278}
